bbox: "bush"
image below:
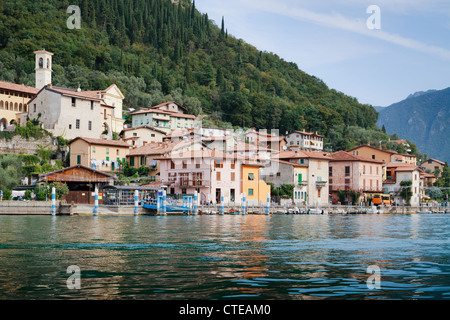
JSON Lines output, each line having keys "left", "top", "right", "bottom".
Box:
{"left": 2, "top": 189, "right": 12, "bottom": 200}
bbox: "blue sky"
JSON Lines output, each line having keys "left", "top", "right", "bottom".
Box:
{"left": 195, "top": 0, "right": 450, "bottom": 107}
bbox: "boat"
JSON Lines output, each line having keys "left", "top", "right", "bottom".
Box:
{"left": 142, "top": 198, "right": 191, "bottom": 213}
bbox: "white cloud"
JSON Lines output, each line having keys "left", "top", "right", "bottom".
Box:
{"left": 240, "top": 0, "right": 450, "bottom": 60}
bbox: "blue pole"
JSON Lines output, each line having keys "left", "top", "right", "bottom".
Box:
{"left": 134, "top": 189, "right": 139, "bottom": 215}
{"left": 266, "top": 193, "right": 270, "bottom": 214}
{"left": 93, "top": 185, "right": 98, "bottom": 215}
{"left": 193, "top": 191, "right": 198, "bottom": 215}
{"left": 162, "top": 190, "right": 167, "bottom": 215}
{"left": 220, "top": 195, "right": 224, "bottom": 214}
{"left": 51, "top": 187, "right": 56, "bottom": 216}
{"left": 243, "top": 192, "right": 246, "bottom": 214}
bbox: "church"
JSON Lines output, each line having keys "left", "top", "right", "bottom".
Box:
{"left": 1, "top": 50, "right": 125, "bottom": 139}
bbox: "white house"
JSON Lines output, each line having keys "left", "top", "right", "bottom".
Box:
{"left": 286, "top": 130, "right": 324, "bottom": 151}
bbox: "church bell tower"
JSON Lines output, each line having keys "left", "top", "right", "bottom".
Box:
{"left": 34, "top": 49, "right": 53, "bottom": 89}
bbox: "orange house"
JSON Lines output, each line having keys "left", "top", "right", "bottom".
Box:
{"left": 241, "top": 163, "right": 271, "bottom": 204}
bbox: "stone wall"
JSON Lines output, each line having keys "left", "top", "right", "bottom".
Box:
{"left": 0, "top": 201, "right": 74, "bottom": 215}
{"left": 0, "top": 135, "right": 57, "bottom": 155}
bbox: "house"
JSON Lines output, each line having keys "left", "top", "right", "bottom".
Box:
{"left": 347, "top": 145, "right": 398, "bottom": 163}
{"left": 328, "top": 151, "right": 384, "bottom": 203}
{"left": 157, "top": 148, "right": 269, "bottom": 205}
{"left": 276, "top": 150, "right": 331, "bottom": 206}
{"left": 261, "top": 159, "right": 309, "bottom": 205}
{"left": 383, "top": 163, "right": 422, "bottom": 206}
{"left": 420, "top": 158, "right": 445, "bottom": 177}
{"left": 0, "top": 81, "right": 38, "bottom": 128}
{"left": 390, "top": 139, "right": 412, "bottom": 153}
{"left": 120, "top": 126, "right": 166, "bottom": 147}
{"left": 149, "top": 101, "right": 189, "bottom": 114}
{"left": 126, "top": 140, "right": 204, "bottom": 183}
{"left": 39, "top": 165, "right": 116, "bottom": 204}
{"left": 285, "top": 130, "right": 324, "bottom": 152}
{"left": 25, "top": 51, "right": 125, "bottom": 140}
{"left": 391, "top": 153, "right": 417, "bottom": 165}
{"left": 129, "top": 103, "right": 197, "bottom": 134}
{"left": 69, "top": 137, "right": 130, "bottom": 172}
{"left": 241, "top": 162, "right": 271, "bottom": 205}
{"left": 245, "top": 129, "right": 287, "bottom": 153}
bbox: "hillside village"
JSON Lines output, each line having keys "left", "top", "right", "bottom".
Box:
{"left": 0, "top": 50, "right": 448, "bottom": 207}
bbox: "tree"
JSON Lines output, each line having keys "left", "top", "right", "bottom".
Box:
{"left": 0, "top": 154, "right": 23, "bottom": 191}
{"left": 400, "top": 180, "right": 413, "bottom": 205}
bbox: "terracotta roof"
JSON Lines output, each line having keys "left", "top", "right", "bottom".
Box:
{"left": 0, "top": 81, "right": 39, "bottom": 95}
{"left": 277, "top": 150, "right": 332, "bottom": 160}
{"left": 48, "top": 87, "right": 104, "bottom": 100}
{"left": 39, "top": 164, "right": 116, "bottom": 181}
{"left": 156, "top": 148, "right": 246, "bottom": 161}
{"left": 386, "top": 162, "right": 419, "bottom": 172}
{"left": 128, "top": 140, "right": 189, "bottom": 156}
{"left": 69, "top": 137, "right": 130, "bottom": 148}
{"left": 150, "top": 101, "right": 187, "bottom": 112}
{"left": 121, "top": 125, "right": 167, "bottom": 135}
{"left": 271, "top": 159, "right": 309, "bottom": 167}
{"left": 423, "top": 158, "right": 445, "bottom": 165}
{"left": 347, "top": 144, "right": 398, "bottom": 154}
{"left": 130, "top": 108, "right": 196, "bottom": 119}
{"left": 329, "top": 151, "right": 383, "bottom": 164}
{"left": 289, "top": 130, "right": 325, "bottom": 138}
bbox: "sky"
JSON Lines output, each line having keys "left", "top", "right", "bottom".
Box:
{"left": 195, "top": 0, "right": 450, "bottom": 107}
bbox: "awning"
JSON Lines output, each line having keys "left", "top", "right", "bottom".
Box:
{"left": 149, "top": 159, "right": 157, "bottom": 167}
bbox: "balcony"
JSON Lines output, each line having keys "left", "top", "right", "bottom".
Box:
{"left": 315, "top": 181, "right": 327, "bottom": 188}
{"left": 297, "top": 181, "right": 308, "bottom": 186}
{"left": 175, "top": 179, "right": 210, "bottom": 188}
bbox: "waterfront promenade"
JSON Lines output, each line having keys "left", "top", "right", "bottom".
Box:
{"left": 0, "top": 200, "right": 448, "bottom": 215}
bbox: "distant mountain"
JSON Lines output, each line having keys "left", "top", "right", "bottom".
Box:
{"left": 373, "top": 106, "right": 386, "bottom": 112}
{"left": 406, "top": 90, "right": 437, "bottom": 100}
{"left": 377, "top": 88, "right": 450, "bottom": 163}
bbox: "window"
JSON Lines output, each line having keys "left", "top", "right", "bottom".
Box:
{"left": 171, "top": 162, "right": 175, "bottom": 169}
{"left": 33, "top": 104, "right": 36, "bottom": 113}
{"left": 106, "top": 148, "right": 109, "bottom": 155}
{"left": 231, "top": 172, "right": 235, "bottom": 181}
{"left": 248, "top": 189, "right": 254, "bottom": 196}
{"left": 196, "top": 162, "right": 201, "bottom": 169}
{"left": 183, "top": 161, "right": 187, "bottom": 169}
{"left": 215, "top": 160, "right": 223, "bottom": 168}
{"left": 345, "top": 166, "right": 350, "bottom": 176}
{"left": 106, "top": 157, "right": 110, "bottom": 161}
{"left": 231, "top": 160, "right": 236, "bottom": 169}
{"left": 90, "top": 101, "right": 94, "bottom": 110}
{"left": 216, "top": 172, "right": 221, "bottom": 181}
{"left": 372, "top": 155, "right": 375, "bottom": 160}
{"left": 116, "top": 149, "right": 119, "bottom": 156}
{"left": 151, "top": 134, "right": 155, "bottom": 137}
{"left": 77, "top": 155, "right": 81, "bottom": 164}
{"left": 130, "top": 157, "right": 135, "bottom": 167}
{"left": 318, "top": 189, "right": 321, "bottom": 198}
{"left": 140, "top": 156, "right": 146, "bottom": 166}
{"left": 72, "top": 97, "right": 76, "bottom": 107}
{"left": 133, "top": 133, "right": 137, "bottom": 137}
{"left": 248, "top": 173, "right": 255, "bottom": 180}
{"left": 69, "top": 124, "right": 72, "bottom": 130}
{"left": 88, "top": 121, "right": 92, "bottom": 131}
{"left": 76, "top": 119, "right": 80, "bottom": 129}
{"left": 92, "top": 147, "right": 96, "bottom": 153}
{"left": 329, "top": 166, "right": 333, "bottom": 177}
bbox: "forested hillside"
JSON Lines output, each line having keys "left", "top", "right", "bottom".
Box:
{"left": 0, "top": 0, "right": 384, "bottom": 150}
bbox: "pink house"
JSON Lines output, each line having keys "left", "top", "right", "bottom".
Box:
{"left": 328, "top": 151, "right": 383, "bottom": 202}
{"left": 157, "top": 149, "right": 245, "bottom": 204}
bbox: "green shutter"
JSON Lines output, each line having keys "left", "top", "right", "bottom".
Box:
{"left": 298, "top": 173, "right": 302, "bottom": 184}
{"left": 130, "top": 157, "right": 135, "bottom": 166}
{"left": 77, "top": 155, "right": 81, "bottom": 164}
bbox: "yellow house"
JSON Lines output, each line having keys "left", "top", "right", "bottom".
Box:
{"left": 0, "top": 81, "right": 38, "bottom": 128}
{"left": 241, "top": 163, "right": 271, "bottom": 204}
{"left": 69, "top": 137, "right": 130, "bottom": 173}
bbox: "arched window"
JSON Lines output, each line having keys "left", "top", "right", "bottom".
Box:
{"left": 14, "top": 102, "right": 18, "bottom": 111}
{"left": 47, "top": 58, "right": 50, "bottom": 69}
{"left": 5, "top": 101, "right": 8, "bottom": 110}
{"left": 0, "top": 101, "right": 3, "bottom": 109}
{"left": 19, "top": 103, "right": 22, "bottom": 112}
{"left": 39, "top": 58, "right": 44, "bottom": 68}
{"left": 24, "top": 104, "right": 27, "bottom": 112}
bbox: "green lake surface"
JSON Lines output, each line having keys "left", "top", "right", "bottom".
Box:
{"left": 0, "top": 214, "right": 448, "bottom": 299}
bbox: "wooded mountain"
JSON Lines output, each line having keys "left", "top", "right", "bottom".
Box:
{"left": 0, "top": 0, "right": 381, "bottom": 149}
{"left": 377, "top": 87, "right": 450, "bottom": 163}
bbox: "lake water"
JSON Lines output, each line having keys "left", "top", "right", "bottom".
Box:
{"left": 0, "top": 214, "right": 448, "bottom": 300}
